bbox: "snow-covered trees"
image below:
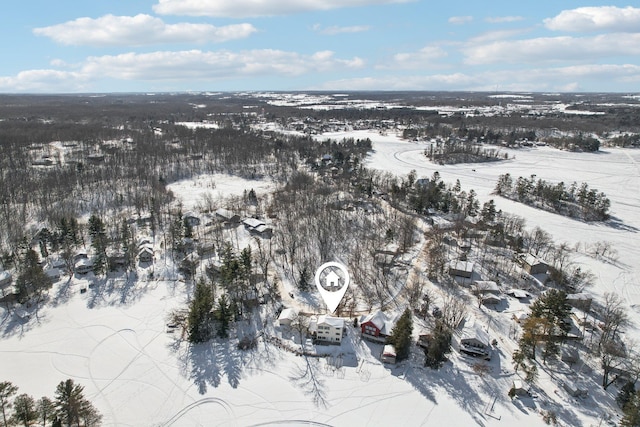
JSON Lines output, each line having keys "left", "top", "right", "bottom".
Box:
{"left": 15, "top": 248, "right": 53, "bottom": 304}
{"left": 187, "top": 280, "right": 214, "bottom": 343}
{"left": 54, "top": 379, "right": 101, "bottom": 427}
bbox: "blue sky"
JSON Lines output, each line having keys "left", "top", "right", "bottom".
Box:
{"left": 2, "top": 1, "right": 640, "bottom": 93}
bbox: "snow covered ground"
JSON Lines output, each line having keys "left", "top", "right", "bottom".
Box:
{"left": 2, "top": 129, "right": 639, "bottom": 426}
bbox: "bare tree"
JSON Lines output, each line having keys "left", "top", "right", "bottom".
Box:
{"left": 440, "top": 292, "right": 468, "bottom": 330}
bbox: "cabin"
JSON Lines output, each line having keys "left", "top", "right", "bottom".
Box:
{"left": 215, "top": 208, "right": 241, "bottom": 225}
{"left": 521, "top": 254, "right": 548, "bottom": 275}
{"left": 459, "top": 320, "right": 491, "bottom": 359}
{"left": 506, "top": 289, "right": 531, "bottom": 300}
{"left": 360, "top": 310, "right": 395, "bottom": 343}
{"left": 482, "top": 294, "right": 502, "bottom": 306}
{"left": 566, "top": 293, "right": 593, "bottom": 312}
{"left": 381, "top": 344, "right": 397, "bottom": 364}
{"left": 474, "top": 281, "right": 500, "bottom": 295}
{"left": 74, "top": 258, "right": 93, "bottom": 275}
{"left": 138, "top": 245, "right": 154, "bottom": 263}
{"left": 315, "top": 315, "right": 345, "bottom": 344}
{"left": 242, "top": 217, "right": 265, "bottom": 230}
{"left": 449, "top": 261, "right": 474, "bottom": 279}
{"left": 183, "top": 212, "right": 201, "bottom": 227}
{"left": 277, "top": 307, "right": 297, "bottom": 327}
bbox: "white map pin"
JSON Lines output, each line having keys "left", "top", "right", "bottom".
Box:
{"left": 314, "top": 261, "right": 350, "bottom": 313}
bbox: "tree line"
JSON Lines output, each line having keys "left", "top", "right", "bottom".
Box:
{"left": 0, "top": 379, "right": 101, "bottom": 427}
{"left": 494, "top": 173, "right": 610, "bottom": 221}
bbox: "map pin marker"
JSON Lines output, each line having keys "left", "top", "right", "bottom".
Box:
{"left": 314, "top": 261, "right": 350, "bottom": 313}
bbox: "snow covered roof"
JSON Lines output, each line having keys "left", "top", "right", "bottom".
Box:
{"left": 243, "top": 218, "right": 265, "bottom": 229}
{"left": 474, "top": 281, "right": 499, "bottom": 294}
{"left": 360, "top": 310, "right": 395, "bottom": 335}
{"left": 522, "top": 253, "right": 546, "bottom": 267}
{"left": 383, "top": 344, "right": 396, "bottom": 357}
{"left": 317, "top": 315, "right": 344, "bottom": 329}
{"left": 278, "top": 308, "right": 297, "bottom": 322}
{"left": 0, "top": 270, "right": 12, "bottom": 283}
{"left": 450, "top": 261, "right": 474, "bottom": 273}
{"left": 461, "top": 320, "right": 490, "bottom": 347}
{"left": 507, "top": 289, "right": 530, "bottom": 299}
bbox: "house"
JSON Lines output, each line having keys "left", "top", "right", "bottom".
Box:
{"left": 381, "top": 344, "right": 397, "bottom": 364}
{"left": 74, "top": 258, "right": 93, "bottom": 275}
{"left": 44, "top": 267, "right": 61, "bottom": 281}
{"left": 0, "top": 271, "right": 12, "bottom": 288}
{"left": 251, "top": 224, "right": 273, "bottom": 237}
{"left": 183, "top": 212, "right": 201, "bottom": 227}
{"left": 506, "top": 289, "right": 531, "bottom": 300}
{"left": 277, "top": 307, "right": 297, "bottom": 327}
{"left": 449, "top": 261, "right": 474, "bottom": 279}
{"left": 521, "top": 254, "right": 548, "bottom": 275}
{"left": 474, "top": 281, "right": 500, "bottom": 295}
{"left": 360, "top": 310, "right": 395, "bottom": 343}
{"left": 107, "top": 250, "right": 127, "bottom": 270}
{"left": 242, "top": 217, "right": 265, "bottom": 230}
{"left": 482, "top": 294, "right": 502, "bottom": 306}
{"left": 459, "top": 320, "right": 491, "bottom": 359}
{"left": 138, "top": 245, "right": 154, "bottom": 263}
{"left": 315, "top": 315, "right": 345, "bottom": 344}
{"left": 215, "top": 208, "right": 241, "bottom": 225}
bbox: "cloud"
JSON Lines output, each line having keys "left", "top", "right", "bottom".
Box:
{"left": 153, "top": 0, "right": 413, "bottom": 18}
{"left": 462, "top": 33, "right": 640, "bottom": 65}
{"left": 485, "top": 16, "right": 523, "bottom": 24}
{"left": 448, "top": 16, "right": 473, "bottom": 25}
{"left": 312, "top": 24, "right": 371, "bottom": 35}
{"left": 34, "top": 14, "right": 257, "bottom": 46}
{"left": 386, "top": 45, "right": 448, "bottom": 69}
{"left": 544, "top": 6, "right": 640, "bottom": 32}
{"left": 80, "top": 49, "right": 364, "bottom": 80}
{"left": 316, "top": 64, "right": 640, "bottom": 91}
{"left": 0, "top": 70, "right": 89, "bottom": 93}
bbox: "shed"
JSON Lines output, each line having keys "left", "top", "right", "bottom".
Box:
{"left": 381, "top": 345, "right": 397, "bottom": 364}
{"left": 521, "top": 254, "right": 548, "bottom": 275}
{"left": 183, "top": 212, "right": 201, "bottom": 227}
{"left": 278, "top": 308, "right": 298, "bottom": 327}
{"left": 482, "top": 294, "right": 502, "bottom": 306}
{"left": 512, "top": 380, "right": 528, "bottom": 396}
{"left": 506, "top": 289, "right": 531, "bottom": 300}
{"left": 449, "top": 261, "right": 474, "bottom": 279}
{"left": 474, "top": 281, "right": 500, "bottom": 295}
{"left": 566, "top": 293, "right": 593, "bottom": 311}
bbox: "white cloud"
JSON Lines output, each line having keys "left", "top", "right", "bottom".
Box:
{"left": 153, "top": 0, "right": 413, "bottom": 18}
{"left": 80, "top": 49, "right": 364, "bottom": 80}
{"left": 312, "top": 24, "right": 371, "bottom": 35}
{"left": 316, "top": 64, "right": 640, "bottom": 91}
{"left": 34, "top": 14, "right": 257, "bottom": 46}
{"left": 448, "top": 16, "right": 473, "bottom": 25}
{"left": 386, "top": 45, "right": 448, "bottom": 69}
{"left": 485, "top": 16, "right": 523, "bottom": 24}
{"left": 0, "top": 70, "right": 89, "bottom": 92}
{"left": 462, "top": 33, "right": 640, "bottom": 65}
{"left": 468, "top": 28, "right": 531, "bottom": 44}
{"left": 544, "top": 6, "right": 640, "bottom": 32}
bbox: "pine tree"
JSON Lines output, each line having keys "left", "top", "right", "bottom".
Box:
{"left": 12, "top": 393, "right": 37, "bottom": 427}
{"left": 388, "top": 308, "right": 413, "bottom": 361}
{"left": 36, "top": 396, "right": 55, "bottom": 427}
{"left": 215, "top": 294, "right": 233, "bottom": 338}
{"left": 53, "top": 379, "right": 99, "bottom": 427}
{"left": 88, "top": 214, "right": 107, "bottom": 275}
{"left": 187, "top": 280, "right": 214, "bottom": 343}
{"left": 0, "top": 381, "right": 18, "bottom": 427}
{"left": 16, "top": 248, "right": 53, "bottom": 304}
{"left": 621, "top": 391, "right": 640, "bottom": 427}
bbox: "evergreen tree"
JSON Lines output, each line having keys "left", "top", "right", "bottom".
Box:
{"left": 388, "top": 308, "right": 413, "bottom": 361}
{"left": 12, "top": 393, "right": 37, "bottom": 427}
{"left": 88, "top": 214, "right": 107, "bottom": 275}
{"left": 36, "top": 396, "right": 55, "bottom": 427}
{"left": 424, "top": 319, "right": 451, "bottom": 368}
{"left": 16, "top": 248, "right": 53, "bottom": 304}
{"left": 54, "top": 379, "right": 99, "bottom": 427}
{"left": 618, "top": 381, "right": 637, "bottom": 409}
{"left": 621, "top": 391, "right": 640, "bottom": 427}
{"left": 215, "top": 294, "right": 233, "bottom": 338}
{"left": 187, "top": 280, "right": 214, "bottom": 343}
{"left": 0, "top": 381, "right": 18, "bottom": 427}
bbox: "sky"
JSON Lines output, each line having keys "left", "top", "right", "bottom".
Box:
{"left": 2, "top": 0, "right": 640, "bottom": 93}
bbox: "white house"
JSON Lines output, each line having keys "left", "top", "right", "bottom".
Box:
{"left": 316, "top": 315, "right": 345, "bottom": 344}
{"left": 74, "top": 258, "right": 93, "bottom": 275}
{"left": 277, "top": 308, "right": 298, "bottom": 327}
{"left": 459, "top": 320, "right": 491, "bottom": 359}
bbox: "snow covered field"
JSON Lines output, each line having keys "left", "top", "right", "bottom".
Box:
{"left": 2, "top": 130, "right": 639, "bottom": 426}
